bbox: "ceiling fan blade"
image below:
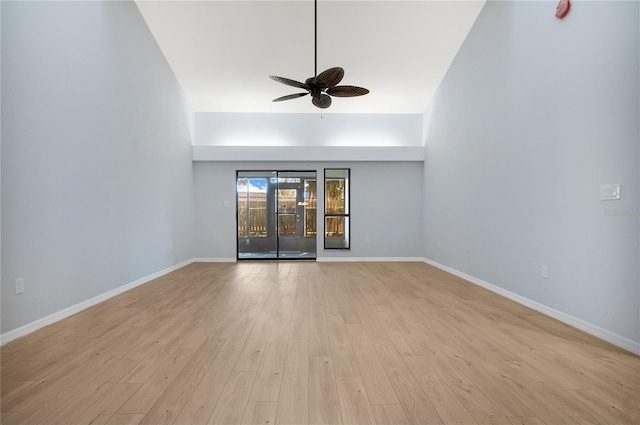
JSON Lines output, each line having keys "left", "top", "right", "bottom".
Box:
{"left": 269, "top": 75, "right": 309, "bottom": 90}
{"left": 312, "top": 94, "right": 332, "bottom": 109}
{"left": 315, "top": 67, "right": 344, "bottom": 88}
{"left": 273, "top": 93, "right": 309, "bottom": 102}
{"left": 326, "top": 86, "right": 369, "bottom": 97}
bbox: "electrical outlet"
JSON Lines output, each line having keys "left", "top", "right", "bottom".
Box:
{"left": 364, "top": 237, "right": 370, "bottom": 244}
{"left": 437, "top": 241, "right": 441, "bottom": 249}
{"left": 541, "top": 265, "right": 548, "bottom": 279}
{"left": 15, "top": 278, "right": 25, "bottom": 295}
{"left": 466, "top": 249, "right": 470, "bottom": 258}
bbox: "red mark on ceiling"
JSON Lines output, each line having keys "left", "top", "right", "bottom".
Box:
{"left": 556, "top": 0, "right": 571, "bottom": 19}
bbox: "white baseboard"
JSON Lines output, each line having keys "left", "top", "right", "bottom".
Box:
{"left": 317, "top": 257, "right": 425, "bottom": 262}
{"left": 423, "top": 258, "right": 640, "bottom": 356}
{"left": 0, "top": 258, "right": 196, "bottom": 346}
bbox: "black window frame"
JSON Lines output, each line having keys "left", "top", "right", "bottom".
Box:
{"left": 323, "top": 168, "right": 351, "bottom": 250}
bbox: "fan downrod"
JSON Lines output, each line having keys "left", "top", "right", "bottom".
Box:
{"left": 269, "top": 0, "right": 369, "bottom": 109}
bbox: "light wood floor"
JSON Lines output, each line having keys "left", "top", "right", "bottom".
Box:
{"left": 1, "top": 262, "right": 638, "bottom": 425}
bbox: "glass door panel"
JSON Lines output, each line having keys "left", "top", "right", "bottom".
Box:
{"left": 237, "top": 171, "right": 277, "bottom": 259}
{"left": 276, "top": 171, "right": 316, "bottom": 259}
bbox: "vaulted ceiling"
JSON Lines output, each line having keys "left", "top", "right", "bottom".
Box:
{"left": 135, "top": 1, "right": 485, "bottom": 114}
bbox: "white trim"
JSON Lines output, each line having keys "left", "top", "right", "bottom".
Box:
{"left": 191, "top": 258, "right": 237, "bottom": 263}
{"left": 317, "top": 257, "right": 425, "bottom": 262}
{"left": 422, "top": 258, "right": 640, "bottom": 356}
{"left": 0, "top": 259, "right": 195, "bottom": 346}
{"left": 192, "top": 145, "right": 425, "bottom": 162}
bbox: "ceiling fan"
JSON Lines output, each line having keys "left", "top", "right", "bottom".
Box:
{"left": 269, "top": 0, "right": 369, "bottom": 109}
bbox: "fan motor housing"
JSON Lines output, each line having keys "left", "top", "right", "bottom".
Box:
{"left": 305, "top": 78, "right": 323, "bottom": 98}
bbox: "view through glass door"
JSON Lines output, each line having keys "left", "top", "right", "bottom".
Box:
{"left": 237, "top": 170, "right": 317, "bottom": 260}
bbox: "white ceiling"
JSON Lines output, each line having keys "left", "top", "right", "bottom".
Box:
{"left": 135, "top": 1, "right": 485, "bottom": 114}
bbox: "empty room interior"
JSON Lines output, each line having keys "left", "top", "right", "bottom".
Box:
{"left": 1, "top": 0, "right": 639, "bottom": 424}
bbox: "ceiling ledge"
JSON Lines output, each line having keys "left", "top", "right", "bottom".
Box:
{"left": 192, "top": 146, "right": 425, "bottom": 162}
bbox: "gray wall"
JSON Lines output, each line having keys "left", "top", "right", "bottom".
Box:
{"left": 423, "top": 1, "right": 639, "bottom": 343}
{"left": 194, "top": 161, "right": 423, "bottom": 260}
{"left": 1, "top": 1, "right": 195, "bottom": 333}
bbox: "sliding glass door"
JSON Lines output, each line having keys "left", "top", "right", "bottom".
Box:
{"left": 237, "top": 170, "right": 317, "bottom": 260}
{"left": 237, "top": 171, "right": 277, "bottom": 259}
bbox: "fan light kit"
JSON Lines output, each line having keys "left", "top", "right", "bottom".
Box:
{"left": 269, "top": 0, "right": 369, "bottom": 109}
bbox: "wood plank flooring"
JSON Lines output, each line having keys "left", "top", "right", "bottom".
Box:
{"left": 1, "top": 262, "right": 638, "bottom": 425}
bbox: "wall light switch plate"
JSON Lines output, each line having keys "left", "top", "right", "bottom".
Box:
{"left": 223, "top": 200, "right": 231, "bottom": 208}
{"left": 15, "top": 278, "right": 25, "bottom": 294}
{"left": 601, "top": 184, "right": 620, "bottom": 200}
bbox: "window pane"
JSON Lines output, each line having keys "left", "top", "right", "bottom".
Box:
{"left": 248, "top": 178, "right": 267, "bottom": 237}
{"left": 325, "top": 216, "right": 350, "bottom": 249}
{"left": 325, "top": 216, "right": 344, "bottom": 237}
{"left": 305, "top": 180, "right": 317, "bottom": 208}
{"left": 305, "top": 208, "right": 317, "bottom": 237}
{"left": 305, "top": 180, "right": 317, "bottom": 237}
{"left": 325, "top": 179, "right": 345, "bottom": 215}
{"left": 237, "top": 178, "right": 248, "bottom": 237}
